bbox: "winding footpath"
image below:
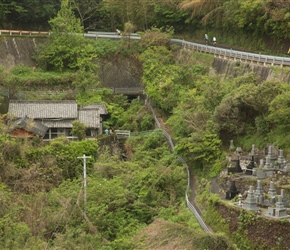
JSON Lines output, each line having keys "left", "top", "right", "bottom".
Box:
{"left": 145, "top": 98, "right": 213, "bottom": 234}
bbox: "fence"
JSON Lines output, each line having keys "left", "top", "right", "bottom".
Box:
{"left": 2, "top": 29, "right": 290, "bottom": 67}
{"left": 172, "top": 39, "right": 290, "bottom": 67}
{"left": 0, "top": 29, "right": 49, "bottom": 36}
{"left": 115, "top": 130, "right": 130, "bottom": 139}
{"left": 145, "top": 98, "right": 213, "bottom": 234}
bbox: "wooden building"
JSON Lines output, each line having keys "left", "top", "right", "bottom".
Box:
{"left": 8, "top": 100, "right": 107, "bottom": 140}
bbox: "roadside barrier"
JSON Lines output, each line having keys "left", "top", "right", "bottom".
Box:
{"left": 1, "top": 29, "right": 289, "bottom": 67}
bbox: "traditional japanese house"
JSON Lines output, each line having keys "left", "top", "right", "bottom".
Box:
{"left": 8, "top": 100, "right": 107, "bottom": 140}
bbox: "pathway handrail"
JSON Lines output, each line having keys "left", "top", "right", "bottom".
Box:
{"left": 145, "top": 98, "right": 213, "bottom": 234}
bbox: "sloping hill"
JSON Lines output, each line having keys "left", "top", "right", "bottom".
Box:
{"left": 133, "top": 218, "right": 235, "bottom": 250}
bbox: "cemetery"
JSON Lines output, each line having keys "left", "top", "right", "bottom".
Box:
{"left": 220, "top": 142, "right": 290, "bottom": 220}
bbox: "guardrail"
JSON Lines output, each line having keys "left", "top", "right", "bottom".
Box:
{"left": 171, "top": 39, "right": 290, "bottom": 67}
{"left": 0, "top": 29, "right": 49, "bottom": 36}
{"left": 1, "top": 29, "right": 289, "bottom": 67}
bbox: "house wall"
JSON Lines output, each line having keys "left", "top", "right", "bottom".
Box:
{"left": 12, "top": 128, "right": 34, "bottom": 138}
{"left": 44, "top": 128, "right": 73, "bottom": 140}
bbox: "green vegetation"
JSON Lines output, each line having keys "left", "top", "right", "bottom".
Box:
{"left": 1, "top": 0, "right": 290, "bottom": 249}
{"left": 1, "top": 0, "right": 290, "bottom": 53}
{"left": 0, "top": 127, "right": 205, "bottom": 249}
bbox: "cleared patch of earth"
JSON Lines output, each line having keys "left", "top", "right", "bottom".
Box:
{"left": 133, "top": 218, "right": 196, "bottom": 250}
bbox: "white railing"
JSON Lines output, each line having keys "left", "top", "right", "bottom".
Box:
{"left": 0, "top": 29, "right": 49, "bottom": 36}
{"left": 145, "top": 98, "right": 213, "bottom": 234}
{"left": 2, "top": 29, "right": 289, "bottom": 67}
{"left": 115, "top": 130, "right": 130, "bottom": 139}
{"left": 172, "top": 39, "right": 290, "bottom": 67}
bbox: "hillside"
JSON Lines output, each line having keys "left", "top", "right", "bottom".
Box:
{"left": 133, "top": 218, "right": 234, "bottom": 250}
{"left": 1, "top": 36, "right": 290, "bottom": 88}
{"left": 2, "top": 2, "right": 290, "bottom": 248}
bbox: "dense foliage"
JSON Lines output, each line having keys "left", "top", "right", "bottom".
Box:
{"left": 0, "top": 125, "right": 201, "bottom": 249}
{"left": 1, "top": 0, "right": 290, "bottom": 52}
{"left": 1, "top": 1, "right": 290, "bottom": 249}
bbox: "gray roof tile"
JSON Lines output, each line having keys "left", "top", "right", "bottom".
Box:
{"left": 8, "top": 100, "right": 107, "bottom": 130}
{"left": 80, "top": 103, "right": 108, "bottom": 114}
{"left": 10, "top": 116, "right": 48, "bottom": 137}
{"left": 78, "top": 110, "right": 100, "bottom": 128}
{"left": 8, "top": 100, "right": 78, "bottom": 119}
{"left": 42, "top": 119, "right": 75, "bottom": 128}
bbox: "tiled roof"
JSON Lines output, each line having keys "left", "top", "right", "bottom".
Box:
{"left": 80, "top": 103, "right": 108, "bottom": 114}
{"left": 78, "top": 109, "right": 100, "bottom": 128}
{"left": 9, "top": 116, "right": 48, "bottom": 137}
{"left": 8, "top": 100, "right": 78, "bottom": 119}
{"left": 8, "top": 100, "right": 107, "bottom": 130}
{"left": 42, "top": 119, "right": 75, "bottom": 128}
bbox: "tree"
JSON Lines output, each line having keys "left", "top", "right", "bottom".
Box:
{"left": 267, "top": 86, "right": 290, "bottom": 128}
{"left": 140, "top": 43, "right": 186, "bottom": 112}
{"left": 103, "top": 0, "right": 158, "bottom": 30}
{"left": 175, "top": 120, "right": 224, "bottom": 175}
{"left": 70, "top": 0, "right": 101, "bottom": 30}
{"left": 71, "top": 120, "right": 87, "bottom": 140}
{"left": 179, "top": 0, "right": 224, "bottom": 25}
{"left": 49, "top": 0, "right": 83, "bottom": 33}
{"left": 34, "top": 0, "right": 100, "bottom": 72}
{"left": 0, "top": 1, "right": 26, "bottom": 28}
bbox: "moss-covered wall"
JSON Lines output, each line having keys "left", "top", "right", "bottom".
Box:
{"left": 212, "top": 57, "right": 290, "bottom": 83}
{"left": 0, "top": 37, "right": 143, "bottom": 88}
{"left": 1, "top": 37, "right": 289, "bottom": 88}
{"left": 215, "top": 202, "right": 290, "bottom": 250}
{"left": 0, "top": 37, "right": 46, "bottom": 69}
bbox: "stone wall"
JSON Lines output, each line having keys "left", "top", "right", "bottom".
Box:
{"left": 216, "top": 202, "right": 290, "bottom": 249}
{"left": 0, "top": 37, "right": 46, "bottom": 69}
{"left": 212, "top": 57, "right": 290, "bottom": 83}
{"left": 0, "top": 37, "right": 143, "bottom": 88}
{"left": 1, "top": 37, "right": 289, "bottom": 85}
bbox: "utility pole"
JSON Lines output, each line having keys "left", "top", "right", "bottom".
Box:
{"left": 77, "top": 154, "right": 91, "bottom": 213}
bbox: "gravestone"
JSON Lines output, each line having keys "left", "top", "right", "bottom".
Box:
{"left": 267, "top": 191, "right": 290, "bottom": 218}
{"left": 244, "top": 186, "right": 258, "bottom": 211}
{"left": 226, "top": 181, "right": 239, "bottom": 200}
{"left": 280, "top": 189, "right": 288, "bottom": 207}
{"left": 235, "top": 147, "right": 243, "bottom": 155}
{"left": 268, "top": 181, "right": 277, "bottom": 204}
{"left": 229, "top": 140, "right": 235, "bottom": 151}
{"left": 264, "top": 156, "right": 272, "bottom": 169}
{"left": 268, "top": 181, "right": 276, "bottom": 196}
{"left": 277, "top": 150, "right": 285, "bottom": 166}
{"left": 228, "top": 158, "right": 243, "bottom": 174}
{"left": 256, "top": 159, "right": 267, "bottom": 179}
{"left": 259, "top": 159, "right": 264, "bottom": 168}
{"left": 264, "top": 156, "right": 275, "bottom": 176}
{"left": 274, "top": 195, "right": 287, "bottom": 217}
{"left": 250, "top": 144, "right": 255, "bottom": 156}
{"left": 245, "top": 155, "right": 255, "bottom": 175}
{"left": 267, "top": 145, "right": 276, "bottom": 160}
{"left": 254, "top": 180, "right": 264, "bottom": 204}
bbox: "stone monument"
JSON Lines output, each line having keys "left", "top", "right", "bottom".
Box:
{"left": 226, "top": 181, "right": 239, "bottom": 200}
{"left": 268, "top": 181, "right": 277, "bottom": 204}
{"left": 243, "top": 186, "right": 258, "bottom": 211}
{"left": 254, "top": 180, "right": 264, "bottom": 204}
